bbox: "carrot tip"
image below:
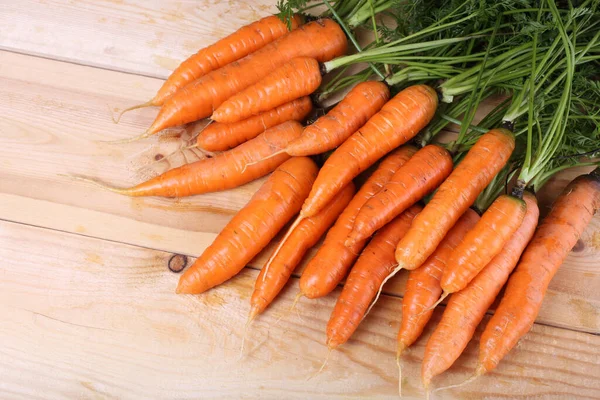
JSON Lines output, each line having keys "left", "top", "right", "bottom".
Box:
{"left": 100, "top": 129, "right": 155, "bottom": 144}
{"left": 60, "top": 174, "right": 133, "bottom": 196}
{"left": 110, "top": 99, "right": 156, "bottom": 124}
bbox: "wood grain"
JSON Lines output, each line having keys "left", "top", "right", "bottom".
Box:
{"left": 0, "top": 0, "right": 277, "bottom": 79}
{"left": 2, "top": 220, "right": 599, "bottom": 399}
{"left": 0, "top": 48, "right": 599, "bottom": 333}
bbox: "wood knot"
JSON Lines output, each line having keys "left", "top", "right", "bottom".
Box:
{"left": 168, "top": 254, "right": 188, "bottom": 273}
{"left": 154, "top": 153, "right": 164, "bottom": 161}
{"left": 572, "top": 239, "right": 585, "bottom": 253}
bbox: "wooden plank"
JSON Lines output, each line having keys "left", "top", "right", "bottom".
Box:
{"left": 0, "top": 0, "right": 276, "bottom": 79}
{"left": 1, "top": 49, "right": 599, "bottom": 334}
{"left": 1, "top": 220, "right": 599, "bottom": 399}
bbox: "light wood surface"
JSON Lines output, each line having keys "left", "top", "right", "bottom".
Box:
{"left": 1, "top": 1, "right": 599, "bottom": 398}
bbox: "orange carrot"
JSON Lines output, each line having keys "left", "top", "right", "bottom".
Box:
{"left": 422, "top": 192, "right": 539, "bottom": 388}
{"left": 478, "top": 169, "right": 600, "bottom": 375}
{"left": 346, "top": 144, "right": 453, "bottom": 247}
{"left": 197, "top": 97, "right": 312, "bottom": 151}
{"left": 115, "top": 15, "right": 302, "bottom": 120}
{"left": 394, "top": 128, "right": 515, "bottom": 271}
{"left": 397, "top": 209, "right": 480, "bottom": 356}
{"left": 440, "top": 194, "right": 527, "bottom": 295}
{"left": 82, "top": 121, "right": 303, "bottom": 197}
{"left": 285, "top": 81, "right": 390, "bottom": 156}
{"left": 212, "top": 57, "right": 322, "bottom": 124}
{"left": 326, "top": 205, "right": 422, "bottom": 349}
{"left": 299, "top": 145, "right": 417, "bottom": 299}
{"left": 176, "top": 156, "right": 318, "bottom": 294}
{"left": 147, "top": 19, "right": 347, "bottom": 137}
{"left": 250, "top": 184, "right": 355, "bottom": 320}
{"left": 301, "top": 85, "right": 438, "bottom": 218}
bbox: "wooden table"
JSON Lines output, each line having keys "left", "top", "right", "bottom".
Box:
{"left": 1, "top": 1, "right": 599, "bottom": 399}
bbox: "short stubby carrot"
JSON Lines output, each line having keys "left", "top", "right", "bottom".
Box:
{"left": 441, "top": 194, "right": 527, "bottom": 294}
{"left": 154, "top": 15, "right": 303, "bottom": 106}
{"left": 197, "top": 97, "right": 312, "bottom": 151}
{"left": 397, "top": 209, "right": 480, "bottom": 356}
{"left": 284, "top": 81, "right": 390, "bottom": 156}
{"left": 395, "top": 128, "right": 515, "bottom": 271}
{"left": 148, "top": 19, "right": 347, "bottom": 136}
{"left": 299, "top": 145, "right": 417, "bottom": 299}
{"left": 301, "top": 85, "right": 438, "bottom": 218}
{"left": 176, "top": 156, "right": 318, "bottom": 294}
{"left": 477, "top": 169, "right": 600, "bottom": 375}
{"left": 212, "top": 57, "right": 322, "bottom": 124}
{"left": 421, "top": 192, "right": 538, "bottom": 388}
{"left": 326, "top": 205, "right": 422, "bottom": 349}
{"left": 346, "top": 144, "right": 453, "bottom": 247}
{"left": 250, "top": 184, "right": 355, "bottom": 320}
{"left": 98, "top": 121, "right": 303, "bottom": 197}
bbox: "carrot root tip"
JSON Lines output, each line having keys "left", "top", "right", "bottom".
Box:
{"left": 110, "top": 99, "right": 155, "bottom": 124}
{"left": 60, "top": 174, "right": 132, "bottom": 196}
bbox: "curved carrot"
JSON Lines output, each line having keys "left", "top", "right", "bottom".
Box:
{"left": 395, "top": 128, "right": 515, "bottom": 271}
{"left": 147, "top": 19, "right": 347, "bottom": 136}
{"left": 197, "top": 97, "right": 312, "bottom": 151}
{"left": 301, "top": 84, "right": 438, "bottom": 218}
{"left": 326, "top": 205, "right": 422, "bottom": 349}
{"left": 346, "top": 144, "right": 453, "bottom": 247}
{"left": 212, "top": 57, "right": 322, "bottom": 124}
{"left": 250, "top": 183, "right": 355, "bottom": 320}
{"left": 86, "top": 121, "right": 303, "bottom": 197}
{"left": 478, "top": 170, "right": 600, "bottom": 375}
{"left": 441, "top": 194, "right": 527, "bottom": 294}
{"left": 286, "top": 81, "right": 390, "bottom": 156}
{"left": 299, "top": 145, "right": 418, "bottom": 299}
{"left": 397, "top": 209, "right": 480, "bottom": 355}
{"left": 176, "top": 156, "right": 318, "bottom": 294}
{"left": 422, "top": 192, "right": 539, "bottom": 388}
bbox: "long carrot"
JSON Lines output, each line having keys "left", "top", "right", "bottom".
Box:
{"left": 346, "top": 144, "right": 453, "bottom": 247}
{"left": 80, "top": 121, "right": 303, "bottom": 197}
{"left": 326, "top": 205, "right": 422, "bottom": 349}
{"left": 115, "top": 15, "right": 302, "bottom": 120}
{"left": 176, "top": 156, "right": 318, "bottom": 294}
{"left": 299, "top": 145, "right": 417, "bottom": 299}
{"left": 477, "top": 169, "right": 600, "bottom": 375}
{"left": 250, "top": 184, "right": 355, "bottom": 320}
{"left": 440, "top": 194, "right": 527, "bottom": 295}
{"left": 197, "top": 97, "right": 312, "bottom": 151}
{"left": 396, "top": 209, "right": 480, "bottom": 357}
{"left": 212, "top": 57, "right": 322, "bottom": 124}
{"left": 146, "top": 19, "right": 347, "bottom": 138}
{"left": 300, "top": 84, "right": 438, "bottom": 218}
{"left": 394, "top": 128, "right": 515, "bottom": 271}
{"left": 421, "top": 192, "right": 539, "bottom": 388}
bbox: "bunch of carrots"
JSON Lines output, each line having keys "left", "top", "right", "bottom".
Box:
{"left": 78, "top": 0, "right": 600, "bottom": 395}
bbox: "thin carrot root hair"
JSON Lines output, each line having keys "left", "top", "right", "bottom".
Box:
{"left": 60, "top": 174, "right": 132, "bottom": 195}
{"left": 308, "top": 348, "right": 333, "bottom": 381}
{"left": 432, "top": 374, "right": 478, "bottom": 393}
{"left": 239, "top": 314, "right": 256, "bottom": 361}
{"left": 262, "top": 215, "right": 305, "bottom": 282}
{"left": 110, "top": 100, "right": 155, "bottom": 124}
{"left": 102, "top": 130, "right": 155, "bottom": 144}
{"left": 242, "top": 150, "right": 286, "bottom": 174}
{"left": 362, "top": 263, "right": 404, "bottom": 321}
{"left": 417, "top": 291, "right": 449, "bottom": 317}
{"left": 396, "top": 351, "right": 403, "bottom": 398}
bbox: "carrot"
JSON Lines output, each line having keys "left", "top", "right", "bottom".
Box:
{"left": 212, "top": 57, "right": 322, "bottom": 124}
{"left": 285, "top": 81, "right": 390, "bottom": 156}
{"left": 326, "top": 205, "right": 422, "bottom": 349}
{"left": 346, "top": 144, "right": 453, "bottom": 247}
{"left": 250, "top": 184, "right": 355, "bottom": 320}
{"left": 421, "top": 192, "right": 539, "bottom": 388}
{"left": 440, "top": 194, "right": 527, "bottom": 295}
{"left": 300, "top": 85, "right": 438, "bottom": 218}
{"left": 176, "top": 156, "right": 318, "bottom": 294}
{"left": 146, "top": 19, "right": 347, "bottom": 137}
{"left": 477, "top": 169, "right": 600, "bottom": 375}
{"left": 80, "top": 121, "right": 303, "bottom": 197}
{"left": 397, "top": 209, "right": 480, "bottom": 357}
{"left": 197, "top": 97, "right": 312, "bottom": 152}
{"left": 394, "top": 128, "right": 515, "bottom": 271}
{"left": 299, "top": 145, "right": 418, "bottom": 299}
